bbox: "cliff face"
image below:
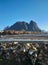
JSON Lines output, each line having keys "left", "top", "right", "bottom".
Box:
{"left": 5, "top": 20, "right": 41, "bottom": 32}
{"left": 28, "top": 21, "right": 41, "bottom": 31}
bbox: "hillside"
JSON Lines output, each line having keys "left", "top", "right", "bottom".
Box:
{"left": 4, "top": 20, "right": 41, "bottom": 32}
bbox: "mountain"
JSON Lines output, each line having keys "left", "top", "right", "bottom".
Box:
{"left": 28, "top": 21, "right": 41, "bottom": 31}
{"left": 4, "top": 20, "right": 41, "bottom": 32}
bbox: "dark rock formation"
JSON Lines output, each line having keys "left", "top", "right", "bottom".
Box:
{"left": 4, "top": 20, "right": 41, "bottom": 32}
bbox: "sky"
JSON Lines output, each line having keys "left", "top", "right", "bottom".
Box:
{"left": 0, "top": 0, "right": 48, "bottom": 31}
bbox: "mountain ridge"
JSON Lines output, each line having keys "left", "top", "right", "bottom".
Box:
{"left": 4, "top": 20, "right": 41, "bottom": 32}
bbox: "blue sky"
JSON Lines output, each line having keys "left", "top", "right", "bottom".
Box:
{"left": 0, "top": 0, "right": 48, "bottom": 31}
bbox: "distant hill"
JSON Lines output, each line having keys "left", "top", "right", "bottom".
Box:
{"left": 4, "top": 20, "right": 41, "bottom": 32}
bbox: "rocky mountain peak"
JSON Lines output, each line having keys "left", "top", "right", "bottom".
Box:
{"left": 4, "top": 20, "right": 41, "bottom": 32}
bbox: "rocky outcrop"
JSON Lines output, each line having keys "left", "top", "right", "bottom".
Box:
{"left": 5, "top": 20, "right": 41, "bottom": 32}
